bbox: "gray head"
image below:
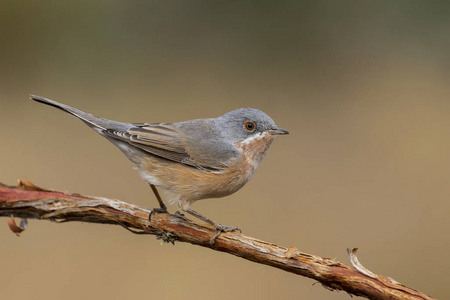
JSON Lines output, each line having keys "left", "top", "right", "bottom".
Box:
{"left": 215, "top": 108, "right": 289, "bottom": 143}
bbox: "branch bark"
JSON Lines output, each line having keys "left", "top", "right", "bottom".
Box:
{"left": 0, "top": 180, "right": 434, "bottom": 300}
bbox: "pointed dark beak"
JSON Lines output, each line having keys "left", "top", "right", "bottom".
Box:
{"left": 266, "top": 128, "right": 289, "bottom": 135}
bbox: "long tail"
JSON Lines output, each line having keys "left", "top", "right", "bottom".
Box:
{"left": 30, "top": 95, "right": 131, "bottom": 132}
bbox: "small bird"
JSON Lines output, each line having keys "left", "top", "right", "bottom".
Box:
{"left": 31, "top": 95, "right": 289, "bottom": 242}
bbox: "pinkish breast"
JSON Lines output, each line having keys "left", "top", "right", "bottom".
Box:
{"left": 234, "top": 134, "right": 275, "bottom": 175}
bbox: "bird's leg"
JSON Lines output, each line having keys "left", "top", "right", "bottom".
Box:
{"left": 148, "top": 184, "right": 169, "bottom": 221}
{"left": 183, "top": 207, "right": 241, "bottom": 246}
{"left": 150, "top": 184, "right": 167, "bottom": 210}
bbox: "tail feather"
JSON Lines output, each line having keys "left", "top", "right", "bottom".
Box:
{"left": 30, "top": 95, "right": 131, "bottom": 132}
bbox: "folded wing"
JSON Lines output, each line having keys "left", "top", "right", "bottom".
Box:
{"left": 104, "top": 123, "right": 224, "bottom": 171}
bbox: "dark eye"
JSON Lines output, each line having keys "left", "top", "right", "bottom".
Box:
{"left": 243, "top": 120, "right": 256, "bottom": 132}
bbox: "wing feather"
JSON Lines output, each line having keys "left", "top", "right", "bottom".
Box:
{"left": 103, "top": 123, "right": 223, "bottom": 171}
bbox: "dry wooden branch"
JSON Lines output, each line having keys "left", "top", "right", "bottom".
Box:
{"left": 0, "top": 180, "right": 434, "bottom": 300}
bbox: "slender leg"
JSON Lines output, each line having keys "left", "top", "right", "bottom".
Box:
{"left": 150, "top": 184, "right": 167, "bottom": 210}
{"left": 148, "top": 184, "right": 168, "bottom": 221}
{"left": 183, "top": 207, "right": 241, "bottom": 246}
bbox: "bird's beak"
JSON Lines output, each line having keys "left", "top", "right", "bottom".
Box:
{"left": 266, "top": 128, "right": 289, "bottom": 135}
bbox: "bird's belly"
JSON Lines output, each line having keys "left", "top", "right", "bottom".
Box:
{"left": 138, "top": 157, "right": 256, "bottom": 205}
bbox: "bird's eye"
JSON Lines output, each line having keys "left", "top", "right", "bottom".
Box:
{"left": 243, "top": 120, "right": 256, "bottom": 132}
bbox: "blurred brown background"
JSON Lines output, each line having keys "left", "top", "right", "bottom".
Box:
{"left": 1, "top": 1, "right": 449, "bottom": 299}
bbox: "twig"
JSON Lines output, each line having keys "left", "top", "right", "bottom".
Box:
{"left": 0, "top": 180, "right": 434, "bottom": 300}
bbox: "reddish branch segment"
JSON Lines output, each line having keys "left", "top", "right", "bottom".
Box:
{"left": 0, "top": 181, "right": 434, "bottom": 300}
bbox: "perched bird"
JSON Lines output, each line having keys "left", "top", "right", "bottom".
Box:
{"left": 31, "top": 95, "right": 288, "bottom": 242}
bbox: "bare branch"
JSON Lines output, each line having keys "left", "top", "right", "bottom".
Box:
{"left": 0, "top": 180, "right": 434, "bottom": 300}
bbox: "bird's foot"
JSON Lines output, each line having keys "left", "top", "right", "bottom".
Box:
{"left": 215, "top": 224, "right": 242, "bottom": 233}
{"left": 174, "top": 211, "right": 190, "bottom": 221}
{"left": 210, "top": 224, "right": 242, "bottom": 246}
{"left": 148, "top": 207, "right": 169, "bottom": 221}
{"left": 174, "top": 211, "right": 185, "bottom": 217}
